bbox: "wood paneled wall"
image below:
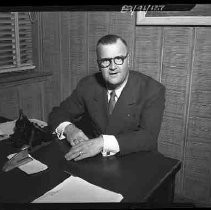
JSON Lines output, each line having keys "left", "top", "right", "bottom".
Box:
{"left": 0, "top": 75, "right": 50, "bottom": 120}
{"left": 135, "top": 26, "right": 211, "bottom": 205}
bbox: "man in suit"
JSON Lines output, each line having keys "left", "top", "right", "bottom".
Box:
{"left": 48, "top": 34, "right": 165, "bottom": 161}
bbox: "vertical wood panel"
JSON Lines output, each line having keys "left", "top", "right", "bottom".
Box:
{"left": 60, "top": 12, "right": 88, "bottom": 98}
{"left": 0, "top": 87, "right": 19, "bottom": 119}
{"left": 160, "top": 27, "right": 193, "bottom": 149}
{"left": 159, "top": 116, "right": 185, "bottom": 146}
{"left": 42, "top": 12, "right": 62, "bottom": 107}
{"left": 88, "top": 12, "right": 110, "bottom": 74}
{"left": 184, "top": 142, "right": 210, "bottom": 200}
{"left": 18, "top": 83, "right": 42, "bottom": 119}
{"left": 43, "top": 78, "right": 55, "bottom": 121}
{"left": 183, "top": 28, "right": 211, "bottom": 202}
{"left": 189, "top": 91, "right": 211, "bottom": 118}
{"left": 109, "top": 12, "right": 135, "bottom": 70}
{"left": 158, "top": 27, "right": 193, "bottom": 196}
{"left": 69, "top": 12, "right": 88, "bottom": 90}
{"left": 60, "top": 12, "right": 71, "bottom": 100}
{"left": 134, "top": 27, "right": 162, "bottom": 81}
{"left": 32, "top": 12, "right": 43, "bottom": 72}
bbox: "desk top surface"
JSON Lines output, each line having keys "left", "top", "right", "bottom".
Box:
{"left": 0, "top": 138, "right": 181, "bottom": 203}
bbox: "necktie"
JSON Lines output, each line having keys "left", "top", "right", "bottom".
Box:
{"left": 108, "top": 90, "right": 116, "bottom": 115}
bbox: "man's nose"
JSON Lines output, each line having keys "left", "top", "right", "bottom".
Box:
{"left": 109, "top": 59, "right": 116, "bottom": 70}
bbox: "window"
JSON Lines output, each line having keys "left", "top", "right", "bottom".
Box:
{"left": 0, "top": 12, "right": 35, "bottom": 73}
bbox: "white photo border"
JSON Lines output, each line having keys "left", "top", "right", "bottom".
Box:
{"left": 136, "top": 11, "right": 211, "bottom": 26}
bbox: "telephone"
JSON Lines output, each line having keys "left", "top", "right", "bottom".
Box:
{"left": 9, "top": 109, "right": 55, "bottom": 150}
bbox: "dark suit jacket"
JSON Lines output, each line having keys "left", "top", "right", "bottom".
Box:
{"left": 48, "top": 70, "right": 166, "bottom": 155}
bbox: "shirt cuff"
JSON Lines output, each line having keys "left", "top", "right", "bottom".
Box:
{"left": 101, "top": 135, "right": 120, "bottom": 157}
{"left": 55, "top": 122, "right": 72, "bottom": 140}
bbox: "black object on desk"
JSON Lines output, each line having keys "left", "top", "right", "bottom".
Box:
{"left": 0, "top": 137, "right": 181, "bottom": 206}
{"left": 0, "top": 113, "right": 55, "bottom": 173}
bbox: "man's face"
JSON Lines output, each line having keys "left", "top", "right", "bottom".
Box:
{"left": 97, "top": 39, "right": 129, "bottom": 89}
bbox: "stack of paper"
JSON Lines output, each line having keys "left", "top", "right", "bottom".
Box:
{"left": 32, "top": 176, "right": 123, "bottom": 203}
{"left": 0, "top": 128, "right": 9, "bottom": 141}
{"left": 0, "top": 119, "right": 47, "bottom": 141}
{"left": 7, "top": 153, "right": 48, "bottom": 174}
{"left": 0, "top": 120, "right": 15, "bottom": 141}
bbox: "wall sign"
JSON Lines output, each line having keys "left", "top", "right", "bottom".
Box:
{"left": 136, "top": 4, "right": 211, "bottom": 26}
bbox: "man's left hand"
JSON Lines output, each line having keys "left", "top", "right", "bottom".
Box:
{"left": 64, "top": 136, "right": 104, "bottom": 161}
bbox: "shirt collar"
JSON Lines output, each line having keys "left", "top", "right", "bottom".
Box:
{"left": 107, "top": 73, "right": 129, "bottom": 99}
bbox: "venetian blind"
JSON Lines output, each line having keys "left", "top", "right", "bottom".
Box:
{"left": 0, "top": 12, "right": 35, "bottom": 73}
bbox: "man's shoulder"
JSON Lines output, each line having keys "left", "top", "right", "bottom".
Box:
{"left": 78, "top": 72, "right": 100, "bottom": 83}
{"left": 130, "top": 70, "right": 165, "bottom": 90}
{"left": 77, "top": 72, "right": 104, "bottom": 90}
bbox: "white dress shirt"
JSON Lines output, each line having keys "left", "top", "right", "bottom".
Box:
{"left": 55, "top": 75, "right": 129, "bottom": 157}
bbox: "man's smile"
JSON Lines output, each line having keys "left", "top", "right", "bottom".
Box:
{"left": 109, "top": 72, "right": 119, "bottom": 76}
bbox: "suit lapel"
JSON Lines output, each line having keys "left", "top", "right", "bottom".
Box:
{"left": 90, "top": 71, "right": 141, "bottom": 135}
{"left": 92, "top": 82, "right": 109, "bottom": 133}
{"left": 113, "top": 72, "right": 137, "bottom": 112}
{"left": 106, "top": 72, "right": 138, "bottom": 133}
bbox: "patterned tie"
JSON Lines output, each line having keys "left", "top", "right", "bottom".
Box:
{"left": 108, "top": 90, "right": 116, "bottom": 115}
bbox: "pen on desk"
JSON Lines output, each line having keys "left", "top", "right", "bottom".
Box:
{"left": 64, "top": 170, "right": 72, "bottom": 176}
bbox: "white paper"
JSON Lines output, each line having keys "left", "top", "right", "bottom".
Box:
{"left": 7, "top": 153, "right": 48, "bottom": 174}
{"left": 30, "top": 119, "right": 48, "bottom": 127}
{"left": 0, "top": 120, "right": 16, "bottom": 137}
{"left": 32, "top": 176, "right": 123, "bottom": 203}
{"left": 0, "top": 119, "right": 48, "bottom": 141}
{"left": 0, "top": 128, "right": 4, "bottom": 135}
{"left": 0, "top": 128, "right": 9, "bottom": 141}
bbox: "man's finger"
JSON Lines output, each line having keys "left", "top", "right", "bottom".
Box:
{"left": 82, "top": 135, "right": 89, "bottom": 140}
{"left": 74, "top": 152, "right": 89, "bottom": 161}
{"left": 78, "top": 133, "right": 89, "bottom": 141}
{"left": 65, "top": 149, "right": 81, "bottom": 161}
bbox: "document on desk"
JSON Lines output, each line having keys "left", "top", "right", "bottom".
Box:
{"left": 7, "top": 153, "right": 48, "bottom": 174}
{"left": 0, "top": 128, "right": 9, "bottom": 141}
{"left": 0, "top": 119, "right": 47, "bottom": 141}
{"left": 0, "top": 121, "right": 15, "bottom": 141}
{"left": 32, "top": 176, "right": 123, "bottom": 203}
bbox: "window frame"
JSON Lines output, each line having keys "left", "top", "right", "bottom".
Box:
{"left": 0, "top": 12, "right": 35, "bottom": 74}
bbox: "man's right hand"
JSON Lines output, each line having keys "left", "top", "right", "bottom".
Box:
{"left": 64, "top": 124, "right": 89, "bottom": 146}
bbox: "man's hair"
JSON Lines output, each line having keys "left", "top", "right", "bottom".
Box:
{"left": 96, "top": 34, "right": 128, "bottom": 49}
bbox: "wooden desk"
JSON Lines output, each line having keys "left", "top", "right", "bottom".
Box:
{"left": 0, "top": 138, "right": 181, "bottom": 206}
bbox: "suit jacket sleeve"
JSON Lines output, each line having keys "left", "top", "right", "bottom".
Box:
{"left": 47, "top": 79, "right": 86, "bottom": 132}
{"left": 116, "top": 84, "right": 165, "bottom": 155}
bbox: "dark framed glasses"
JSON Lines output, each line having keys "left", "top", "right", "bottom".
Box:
{"left": 97, "top": 53, "right": 128, "bottom": 68}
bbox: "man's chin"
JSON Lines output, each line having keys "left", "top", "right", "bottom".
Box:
{"left": 106, "top": 80, "right": 121, "bottom": 89}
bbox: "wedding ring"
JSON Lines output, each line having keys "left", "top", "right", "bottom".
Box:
{"left": 79, "top": 151, "right": 83, "bottom": 156}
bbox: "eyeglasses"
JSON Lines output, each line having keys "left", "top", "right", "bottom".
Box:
{"left": 97, "top": 53, "right": 128, "bottom": 68}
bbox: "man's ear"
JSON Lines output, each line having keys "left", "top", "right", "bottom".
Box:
{"left": 98, "top": 65, "right": 101, "bottom": 72}
{"left": 127, "top": 53, "right": 130, "bottom": 67}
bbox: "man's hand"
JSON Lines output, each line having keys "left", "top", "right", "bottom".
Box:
{"left": 64, "top": 124, "right": 88, "bottom": 146}
{"left": 64, "top": 136, "right": 104, "bottom": 161}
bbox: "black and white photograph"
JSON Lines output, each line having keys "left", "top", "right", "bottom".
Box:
{"left": 0, "top": 4, "right": 210, "bottom": 208}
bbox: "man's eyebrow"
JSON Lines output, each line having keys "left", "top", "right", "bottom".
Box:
{"left": 99, "top": 55, "right": 126, "bottom": 59}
